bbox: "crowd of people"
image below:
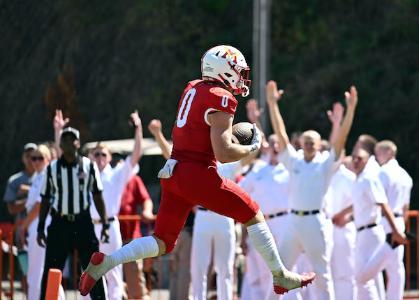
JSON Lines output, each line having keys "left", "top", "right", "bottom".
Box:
{"left": 2, "top": 45, "right": 414, "bottom": 300}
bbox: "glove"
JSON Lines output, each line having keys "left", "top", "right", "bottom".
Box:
{"left": 248, "top": 123, "right": 262, "bottom": 153}
{"left": 158, "top": 159, "right": 178, "bottom": 179}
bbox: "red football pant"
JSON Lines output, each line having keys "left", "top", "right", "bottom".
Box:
{"left": 154, "top": 162, "right": 259, "bottom": 253}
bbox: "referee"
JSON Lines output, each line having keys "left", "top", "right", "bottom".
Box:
{"left": 37, "top": 127, "right": 109, "bottom": 299}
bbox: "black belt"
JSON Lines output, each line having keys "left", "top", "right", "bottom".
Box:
{"left": 357, "top": 223, "right": 377, "bottom": 232}
{"left": 198, "top": 207, "right": 208, "bottom": 211}
{"left": 265, "top": 211, "right": 288, "bottom": 220}
{"left": 291, "top": 209, "right": 320, "bottom": 216}
{"left": 92, "top": 217, "right": 116, "bottom": 224}
{"left": 51, "top": 209, "right": 90, "bottom": 222}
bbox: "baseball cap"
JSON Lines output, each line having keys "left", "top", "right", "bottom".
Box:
{"left": 23, "top": 143, "right": 37, "bottom": 152}
{"left": 61, "top": 127, "right": 80, "bottom": 140}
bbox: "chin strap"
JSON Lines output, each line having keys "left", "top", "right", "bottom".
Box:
{"left": 241, "top": 85, "right": 250, "bottom": 97}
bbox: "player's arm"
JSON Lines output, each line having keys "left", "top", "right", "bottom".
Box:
{"left": 208, "top": 111, "right": 259, "bottom": 163}
{"left": 266, "top": 81, "right": 289, "bottom": 152}
{"left": 379, "top": 202, "right": 407, "bottom": 244}
{"left": 37, "top": 195, "right": 51, "bottom": 247}
{"left": 332, "top": 86, "right": 358, "bottom": 159}
{"left": 332, "top": 205, "right": 353, "bottom": 227}
{"left": 148, "top": 119, "right": 172, "bottom": 160}
{"left": 129, "top": 110, "right": 143, "bottom": 166}
{"left": 327, "top": 102, "right": 344, "bottom": 145}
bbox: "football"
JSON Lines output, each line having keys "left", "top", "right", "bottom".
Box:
{"left": 232, "top": 122, "right": 254, "bottom": 145}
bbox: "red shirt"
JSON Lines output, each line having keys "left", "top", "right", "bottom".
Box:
{"left": 171, "top": 80, "right": 237, "bottom": 165}
{"left": 119, "top": 175, "right": 151, "bottom": 240}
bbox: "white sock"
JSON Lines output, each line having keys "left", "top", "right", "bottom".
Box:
{"left": 107, "top": 236, "right": 159, "bottom": 267}
{"left": 247, "top": 222, "right": 285, "bottom": 272}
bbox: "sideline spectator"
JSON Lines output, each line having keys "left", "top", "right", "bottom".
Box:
{"left": 119, "top": 174, "right": 155, "bottom": 300}
{"left": 3, "top": 143, "right": 36, "bottom": 219}
{"left": 19, "top": 144, "right": 65, "bottom": 300}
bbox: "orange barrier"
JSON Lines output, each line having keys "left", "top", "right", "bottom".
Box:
{"left": 405, "top": 210, "right": 419, "bottom": 290}
{"left": 45, "top": 269, "right": 62, "bottom": 300}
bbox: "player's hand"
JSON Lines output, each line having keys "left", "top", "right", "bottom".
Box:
{"left": 327, "top": 102, "right": 344, "bottom": 125}
{"left": 101, "top": 225, "right": 110, "bottom": 243}
{"left": 392, "top": 230, "right": 407, "bottom": 245}
{"left": 345, "top": 86, "right": 358, "bottom": 110}
{"left": 53, "top": 109, "right": 70, "bottom": 131}
{"left": 129, "top": 110, "right": 142, "bottom": 129}
{"left": 332, "top": 212, "right": 348, "bottom": 227}
{"left": 248, "top": 124, "right": 262, "bottom": 153}
{"left": 37, "top": 231, "right": 47, "bottom": 248}
{"left": 266, "top": 80, "right": 284, "bottom": 105}
{"left": 148, "top": 119, "right": 162, "bottom": 137}
{"left": 141, "top": 210, "right": 156, "bottom": 223}
{"left": 246, "top": 99, "right": 261, "bottom": 123}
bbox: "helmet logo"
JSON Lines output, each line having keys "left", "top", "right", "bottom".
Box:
{"left": 221, "top": 48, "right": 238, "bottom": 64}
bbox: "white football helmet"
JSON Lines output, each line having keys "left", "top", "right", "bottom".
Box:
{"left": 201, "top": 45, "right": 251, "bottom": 97}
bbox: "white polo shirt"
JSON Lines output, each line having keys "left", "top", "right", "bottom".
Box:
{"left": 400, "top": 167, "right": 413, "bottom": 206}
{"left": 324, "top": 165, "right": 356, "bottom": 217}
{"left": 379, "top": 159, "right": 412, "bottom": 232}
{"left": 364, "top": 155, "right": 381, "bottom": 175}
{"left": 90, "top": 157, "right": 138, "bottom": 219}
{"left": 279, "top": 144, "right": 337, "bottom": 211}
{"left": 239, "top": 162, "right": 289, "bottom": 214}
{"left": 351, "top": 169, "right": 388, "bottom": 228}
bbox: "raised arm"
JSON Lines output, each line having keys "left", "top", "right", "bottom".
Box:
{"left": 129, "top": 110, "right": 143, "bottom": 166}
{"left": 53, "top": 109, "right": 70, "bottom": 157}
{"left": 327, "top": 102, "right": 344, "bottom": 146}
{"left": 246, "top": 99, "right": 263, "bottom": 130}
{"left": 333, "top": 86, "right": 358, "bottom": 159}
{"left": 208, "top": 111, "right": 261, "bottom": 163}
{"left": 148, "top": 119, "right": 172, "bottom": 160}
{"left": 266, "top": 80, "right": 289, "bottom": 152}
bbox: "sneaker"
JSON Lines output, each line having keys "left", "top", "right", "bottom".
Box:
{"left": 273, "top": 271, "right": 316, "bottom": 295}
{"left": 79, "top": 252, "right": 106, "bottom": 296}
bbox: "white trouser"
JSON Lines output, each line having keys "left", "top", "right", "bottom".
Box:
{"left": 355, "top": 225, "right": 386, "bottom": 300}
{"left": 331, "top": 223, "right": 356, "bottom": 300}
{"left": 27, "top": 218, "right": 65, "bottom": 300}
{"left": 358, "top": 217, "right": 405, "bottom": 300}
{"left": 93, "top": 218, "right": 123, "bottom": 300}
{"left": 278, "top": 213, "right": 335, "bottom": 300}
{"left": 191, "top": 210, "right": 235, "bottom": 300}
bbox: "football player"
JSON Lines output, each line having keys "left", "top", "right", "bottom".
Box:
{"left": 79, "top": 45, "right": 315, "bottom": 296}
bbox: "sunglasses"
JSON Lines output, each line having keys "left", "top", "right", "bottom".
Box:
{"left": 94, "top": 152, "right": 107, "bottom": 158}
{"left": 31, "top": 156, "right": 45, "bottom": 162}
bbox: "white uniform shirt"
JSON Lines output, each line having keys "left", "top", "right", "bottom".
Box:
{"left": 351, "top": 169, "right": 388, "bottom": 228}
{"left": 90, "top": 157, "right": 138, "bottom": 219}
{"left": 324, "top": 165, "right": 356, "bottom": 216}
{"left": 400, "top": 167, "right": 413, "bottom": 206}
{"left": 239, "top": 163, "right": 289, "bottom": 214}
{"left": 26, "top": 170, "right": 46, "bottom": 211}
{"left": 379, "top": 159, "right": 412, "bottom": 232}
{"left": 364, "top": 155, "right": 381, "bottom": 175}
{"left": 279, "top": 144, "right": 337, "bottom": 211}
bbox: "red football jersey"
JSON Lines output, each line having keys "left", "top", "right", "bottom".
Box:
{"left": 171, "top": 79, "right": 237, "bottom": 165}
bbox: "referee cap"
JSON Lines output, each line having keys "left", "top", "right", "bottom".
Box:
{"left": 61, "top": 127, "right": 80, "bottom": 140}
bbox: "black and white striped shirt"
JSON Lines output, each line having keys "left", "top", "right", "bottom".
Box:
{"left": 41, "top": 155, "right": 103, "bottom": 215}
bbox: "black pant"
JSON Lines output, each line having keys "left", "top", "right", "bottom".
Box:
{"left": 40, "top": 214, "right": 106, "bottom": 299}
